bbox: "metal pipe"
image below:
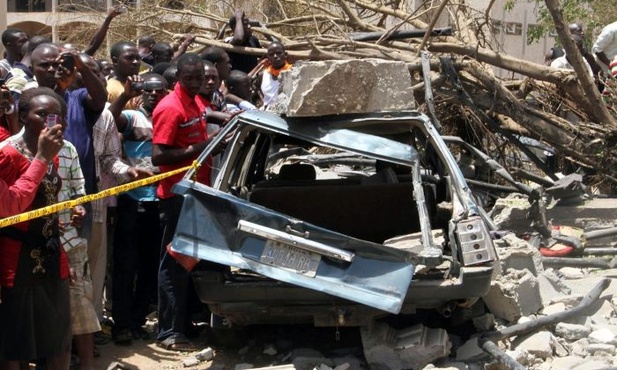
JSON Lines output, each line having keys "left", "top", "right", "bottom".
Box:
{"left": 485, "top": 278, "right": 609, "bottom": 341}
{"left": 584, "top": 227, "right": 617, "bottom": 241}
{"left": 478, "top": 278, "right": 609, "bottom": 369}
{"left": 465, "top": 179, "right": 519, "bottom": 193}
{"left": 511, "top": 168, "right": 555, "bottom": 187}
{"left": 478, "top": 337, "right": 526, "bottom": 370}
{"left": 582, "top": 248, "right": 617, "bottom": 256}
{"left": 541, "top": 257, "right": 617, "bottom": 269}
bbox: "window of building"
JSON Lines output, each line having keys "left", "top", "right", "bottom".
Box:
{"left": 15, "top": 0, "right": 47, "bottom": 12}
{"left": 504, "top": 22, "right": 522, "bottom": 36}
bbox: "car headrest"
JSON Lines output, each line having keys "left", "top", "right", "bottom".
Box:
{"left": 278, "top": 163, "right": 317, "bottom": 181}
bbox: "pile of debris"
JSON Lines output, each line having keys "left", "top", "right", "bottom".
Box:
{"left": 310, "top": 194, "right": 607, "bottom": 370}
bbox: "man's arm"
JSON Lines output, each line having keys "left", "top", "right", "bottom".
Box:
{"left": 593, "top": 27, "right": 616, "bottom": 68}
{"left": 74, "top": 53, "right": 107, "bottom": 113}
{"left": 96, "top": 110, "right": 152, "bottom": 183}
{"left": 172, "top": 34, "right": 196, "bottom": 61}
{"left": 229, "top": 10, "right": 247, "bottom": 46}
{"left": 108, "top": 76, "right": 141, "bottom": 133}
{"left": 152, "top": 142, "right": 209, "bottom": 167}
{"left": 83, "top": 5, "right": 124, "bottom": 56}
{"left": 583, "top": 52, "right": 602, "bottom": 76}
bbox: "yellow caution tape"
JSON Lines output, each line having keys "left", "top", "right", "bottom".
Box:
{"left": 0, "top": 161, "right": 200, "bottom": 229}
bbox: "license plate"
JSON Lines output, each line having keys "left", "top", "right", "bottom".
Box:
{"left": 260, "top": 240, "right": 321, "bottom": 277}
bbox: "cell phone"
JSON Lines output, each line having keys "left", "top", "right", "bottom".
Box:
{"left": 46, "top": 114, "right": 59, "bottom": 128}
{"left": 60, "top": 53, "right": 75, "bottom": 71}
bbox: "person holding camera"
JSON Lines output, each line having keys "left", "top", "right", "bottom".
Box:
{"left": 0, "top": 87, "right": 71, "bottom": 370}
{"left": 30, "top": 44, "right": 107, "bottom": 194}
{"left": 107, "top": 41, "right": 141, "bottom": 109}
{"left": 0, "top": 113, "right": 63, "bottom": 218}
{"left": 107, "top": 73, "right": 166, "bottom": 345}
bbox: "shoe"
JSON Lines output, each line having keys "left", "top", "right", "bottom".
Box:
{"left": 113, "top": 328, "right": 133, "bottom": 346}
{"left": 131, "top": 327, "right": 151, "bottom": 340}
{"left": 93, "top": 331, "right": 110, "bottom": 345}
{"left": 155, "top": 336, "right": 197, "bottom": 352}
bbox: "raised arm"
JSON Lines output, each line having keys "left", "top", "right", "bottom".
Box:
{"left": 75, "top": 53, "right": 108, "bottom": 113}
{"left": 229, "top": 10, "right": 247, "bottom": 46}
{"left": 83, "top": 5, "right": 124, "bottom": 56}
{"left": 172, "top": 34, "right": 196, "bottom": 61}
{"left": 108, "top": 75, "right": 142, "bottom": 132}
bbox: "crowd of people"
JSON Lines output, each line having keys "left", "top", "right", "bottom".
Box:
{"left": 547, "top": 21, "right": 617, "bottom": 85}
{"left": 0, "top": 6, "right": 292, "bottom": 370}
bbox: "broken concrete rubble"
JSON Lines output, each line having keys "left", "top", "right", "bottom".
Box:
{"left": 554, "top": 322, "right": 591, "bottom": 341}
{"left": 482, "top": 269, "right": 543, "bottom": 322}
{"left": 537, "top": 269, "right": 572, "bottom": 306}
{"left": 511, "top": 331, "right": 556, "bottom": 359}
{"left": 274, "top": 59, "right": 416, "bottom": 117}
{"left": 361, "top": 322, "right": 451, "bottom": 370}
{"left": 493, "top": 233, "right": 544, "bottom": 276}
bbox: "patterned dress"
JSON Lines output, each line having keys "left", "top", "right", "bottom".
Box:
{"left": 0, "top": 135, "right": 71, "bottom": 361}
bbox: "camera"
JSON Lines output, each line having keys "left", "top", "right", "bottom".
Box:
{"left": 60, "top": 53, "right": 75, "bottom": 71}
{"left": 132, "top": 80, "right": 165, "bottom": 91}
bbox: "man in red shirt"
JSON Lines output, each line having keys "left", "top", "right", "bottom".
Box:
{"left": 152, "top": 53, "right": 218, "bottom": 351}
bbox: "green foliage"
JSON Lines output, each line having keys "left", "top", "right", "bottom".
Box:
{"left": 514, "top": 0, "right": 615, "bottom": 45}
{"left": 504, "top": 0, "right": 515, "bottom": 11}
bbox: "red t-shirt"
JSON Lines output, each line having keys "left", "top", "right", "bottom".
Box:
{"left": 152, "top": 83, "right": 211, "bottom": 199}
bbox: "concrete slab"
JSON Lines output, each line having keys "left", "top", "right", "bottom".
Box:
{"left": 274, "top": 59, "right": 416, "bottom": 117}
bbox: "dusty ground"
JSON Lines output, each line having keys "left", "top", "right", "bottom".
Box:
{"left": 93, "top": 321, "right": 365, "bottom": 370}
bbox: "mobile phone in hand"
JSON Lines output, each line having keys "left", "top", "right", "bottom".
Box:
{"left": 60, "top": 53, "right": 75, "bottom": 71}
{"left": 46, "top": 114, "right": 59, "bottom": 128}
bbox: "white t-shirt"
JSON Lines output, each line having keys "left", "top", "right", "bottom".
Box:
{"left": 550, "top": 53, "right": 594, "bottom": 78}
{"left": 592, "top": 21, "right": 617, "bottom": 71}
{"left": 261, "top": 71, "right": 279, "bottom": 108}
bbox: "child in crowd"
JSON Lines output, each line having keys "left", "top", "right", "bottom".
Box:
{"left": 260, "top": 42, "right": 292, "bottom": 109}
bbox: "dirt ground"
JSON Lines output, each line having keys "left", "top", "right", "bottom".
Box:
{"left": 92, "top": 320, "right": 365, "bottom": 370}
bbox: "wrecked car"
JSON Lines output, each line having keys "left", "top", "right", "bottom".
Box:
{"left": 171, "top": 110, "right": 498, "bottom": 327}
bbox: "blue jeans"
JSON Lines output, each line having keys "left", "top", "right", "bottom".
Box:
{"left": 112, "top": 195, "right": 161, "bottom": 336}
{"left": 157, "top": 196, "right": 192, "bottom": 342}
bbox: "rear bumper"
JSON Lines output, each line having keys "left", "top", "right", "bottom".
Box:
{"left": 192, "top": 265, "right": 493, "bottom": 326}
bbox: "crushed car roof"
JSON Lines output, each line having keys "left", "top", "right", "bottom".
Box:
{"left": 235, "top": 110, "right": 422, "bottom": 166}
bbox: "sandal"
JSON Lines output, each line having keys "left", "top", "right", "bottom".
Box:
{"left": 156, "top": 336, "right": 197, "bottom": 352}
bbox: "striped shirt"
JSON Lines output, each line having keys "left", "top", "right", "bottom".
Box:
{"left": 92, "top": 106, "right": 131, "bottom": 223}
{"left": 57, "top": 141, "right": 86, "bottom": 253}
